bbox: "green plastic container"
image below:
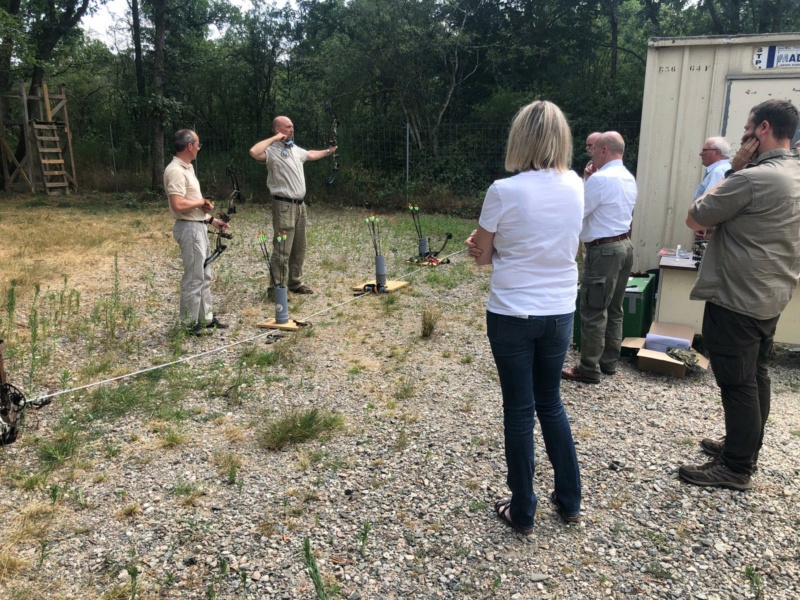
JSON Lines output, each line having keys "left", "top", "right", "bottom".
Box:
{"left": 573, "top": 274, "right": 655, "bottom": 350}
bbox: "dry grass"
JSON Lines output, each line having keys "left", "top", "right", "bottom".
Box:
{"left": 5, "top": 502, "right": 54, "bottom": 544}
{"left": 0, "top": 545, "right": 29, "bottom": 582}
{"left": 117, "top": 502, "right": 141, "bottom": 519}
{"left": 0, "top": 195, "right": 168, "bottom": 297}
{"left": 222, "top": 425, "right": 245, "bottom": 442}
{"left": 211, "top": 451, "right": 242, "bottom": 475}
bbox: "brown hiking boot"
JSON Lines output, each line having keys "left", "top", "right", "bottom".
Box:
{"left": 699, "top": 436, "right": 758, "bottom": 472}
{"left": 700, "top": 437, "right": 724, "bottom": 456}
{"left": 678, "top": 459, "right": 752, "bottom": 490}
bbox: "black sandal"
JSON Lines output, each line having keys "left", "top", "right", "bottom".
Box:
{"left": 549, "top": 491, "right": 580, "bottom": 523}
{"left": 494, "top": 498, "right": 534, "bottom": 535}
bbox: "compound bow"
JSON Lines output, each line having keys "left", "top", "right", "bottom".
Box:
{"left": 324, "top": 104, "right": 339, "bottom": 186}
{"left": 204, "top": 165, "right": 240, "bottom": 268}
{"left": 1, "top": 339, "right": 51, "bottom": 445}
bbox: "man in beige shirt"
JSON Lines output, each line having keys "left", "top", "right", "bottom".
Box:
{"left": 164, "top": 129, "right": 229, "bottom": 334}
{"left": 249, "top": 116, "right": 337, "bottom": 295}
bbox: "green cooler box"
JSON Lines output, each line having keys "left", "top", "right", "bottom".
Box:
{"left": 573, "top": 274, "right": 655, "bottom": 350}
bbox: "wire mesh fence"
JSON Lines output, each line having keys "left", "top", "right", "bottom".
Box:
{"left": 69, "top": 119, "right": 642, "bottom": 209}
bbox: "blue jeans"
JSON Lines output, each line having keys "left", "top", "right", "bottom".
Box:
{"left": 487, "top": 311, "right": 582, "bottom": 529}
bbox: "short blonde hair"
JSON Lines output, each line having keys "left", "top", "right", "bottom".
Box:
{"left": 505, "top": 101, "right": 573, "bottom": 173}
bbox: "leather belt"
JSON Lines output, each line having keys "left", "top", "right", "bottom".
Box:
{"left": 584, "top": 232, "right": 630, "bottom": 248}
{"left": 273, "top": 195, "right": 304, "bottom": 205}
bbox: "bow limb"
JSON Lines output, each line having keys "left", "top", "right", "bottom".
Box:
{"left": 324, "top": 104, "right": 339, "bottom": 186}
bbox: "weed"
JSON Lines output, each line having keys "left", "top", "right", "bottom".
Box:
{"left": 117, "top": 503, "right": 141, "bottom": 519}
{"left": 643, "top": 561, "right": 672, "bottom": 580}
{"left": 84, "top": 382, "right": 151, "bottom": 422}
{"left": 38, "top": 427, "right": 81, "bottom": 466}
{"left": 172, "top": 482, "right": 203, "bottom": 506}
{"left": 258, "top": 520, "right": 276, "bottom": 537}
{"left": 347, "top": 364, "right": 364, "bottom": 375}
{"left": 395, "top": 427, "right": 409, "bottom": 451}
{"left": 421, "top": 306, "right": 440, "bottom": 338}
{"left": 36, "top": 540, "right": 50, "bottom": 570}
{"left": 48, "top": 483, "right": 62, "bottom": 504}
{"left": 302, "top": 537, "right": 328, "bottom": 600}
{"left": 5, "top": 279, "right": 18, "bottom": 343}
{"left": 357, "top": 521, "right": 373, "bottom": 556}
{"left": 258, "top": 408, "right": 344, "bottom": 450}
{"left": 296, "top": 449, "right": 325, "bottom": 471}
{"left": 159, "top": 428, "right": 187, "bottom": 448}
{"left": 127, "top": 564, "right": 140, "bottom": 599}
{"left": 744, "top": 566, "right": 765, "bottom": 599}
{"left": 212, "top": 452, "right": 242, "bottom": 481}
{"left": 460, "top": 354, "right": 474, "bottom": 364}
{"left": 395, "top": 377, "right": 415, "bottom": 400}
{"left": 790, "top": 429, "right": 800, "bottom": 437}
{"left": 468, "top": 499, "right": 487, "bottom": 512}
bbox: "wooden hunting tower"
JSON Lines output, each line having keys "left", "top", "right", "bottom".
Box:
{"left": 0, "top": 82, "right": 78, "bottom": 194}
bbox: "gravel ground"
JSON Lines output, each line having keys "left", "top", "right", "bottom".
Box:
{"left": 1, "top": 203, "right": 799, "bottom": 599}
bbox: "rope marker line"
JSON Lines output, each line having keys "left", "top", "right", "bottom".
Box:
{"left": 30, "top": 247, "right": 470, "bottom": 403}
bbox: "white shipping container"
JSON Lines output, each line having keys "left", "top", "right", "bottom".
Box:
{"left": 633, "top": 33, "right": 800, "bottom": 271}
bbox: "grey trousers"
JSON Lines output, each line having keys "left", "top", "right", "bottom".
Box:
{"left": 271, "top": 199, "right": 307, "bottom": 290}
{"left": 578, "top": 239, "right": 633, "bottom": 378}
{"left": 173, "top": 220, "right": 213, "bottom": 326}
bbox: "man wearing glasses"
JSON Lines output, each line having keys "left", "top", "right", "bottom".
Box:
{"left": 164, "top": 129, "right": 229, "bottom": 334}
{"left": 695, "top": 137, "right": 731, "bottom": 201}
{"left": 692, "top": 137, "right": 731, "bottom": 239}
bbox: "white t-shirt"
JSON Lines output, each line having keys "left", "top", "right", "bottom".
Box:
{"left": 478, "top": 169, "right": 584, "bottom": 316}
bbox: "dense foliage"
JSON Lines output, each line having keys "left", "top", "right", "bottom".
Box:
{"left": 2, "top": 0, "right": 799, "bottom": 208}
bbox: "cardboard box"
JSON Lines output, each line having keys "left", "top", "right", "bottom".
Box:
{"left": 622, "top": 322, "right": 709, "bottom": 378}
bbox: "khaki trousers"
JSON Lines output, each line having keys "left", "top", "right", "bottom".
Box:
{"left": 173, "top": 220, "right": 213, "bottom": 325}
{"left": 271, "top": 199, "right": 307, "bottom": 290}
{"left": 578, "top": 239, "right": 633, "bottom": 377}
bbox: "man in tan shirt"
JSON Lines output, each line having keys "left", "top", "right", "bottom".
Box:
{"left": 164, "top": 129, "right": 229, "bottom": 334}
{"left": 249, "top": 116, "right": 337, "bottom": 295}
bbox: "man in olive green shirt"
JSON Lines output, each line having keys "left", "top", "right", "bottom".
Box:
{"left": 680, "top": 99, "right": 800, "bottom": 490}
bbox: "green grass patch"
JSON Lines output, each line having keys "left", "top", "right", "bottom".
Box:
{"left": 37, "top": 427, "right": 82, "bottom": 466}
{"left": 258, "top": 407, "right": 344, "bottom": 450}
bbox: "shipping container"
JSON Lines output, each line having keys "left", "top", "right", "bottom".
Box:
{"left": 633, "top": 33, "right": 800, "bottom": 271}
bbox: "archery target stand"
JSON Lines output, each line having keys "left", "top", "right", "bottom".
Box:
{"left": 352, "top": 279, "right": 409, "bottom": 295}
{"left": 257, "top": 318, "right": 305, "bottom": 331}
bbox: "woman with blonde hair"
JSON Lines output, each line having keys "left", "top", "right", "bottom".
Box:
{"left": 466, "top": 100, "right": 583, "bottom": 534}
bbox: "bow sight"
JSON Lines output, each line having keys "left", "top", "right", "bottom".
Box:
{"left": 1, "top": 339, "right": 51, "bottom": 445}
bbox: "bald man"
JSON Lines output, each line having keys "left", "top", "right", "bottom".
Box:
{"left": 563, "top": 132, "right": 637, "bottom": 384}
{"left": 249, "top": 116, "right": 337, "bottom": 295}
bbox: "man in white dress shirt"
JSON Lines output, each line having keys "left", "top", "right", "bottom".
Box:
{"left": 563, "top": 132, "right": 637, "bottom": 384}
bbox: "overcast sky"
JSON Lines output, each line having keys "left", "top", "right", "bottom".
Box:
{"left": 80, "top": 0, "right": 261, "bottom": 46}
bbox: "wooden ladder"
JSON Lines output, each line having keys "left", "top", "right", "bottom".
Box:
{"left": 32, "top": 120, "right": 70, "bottom": 195}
